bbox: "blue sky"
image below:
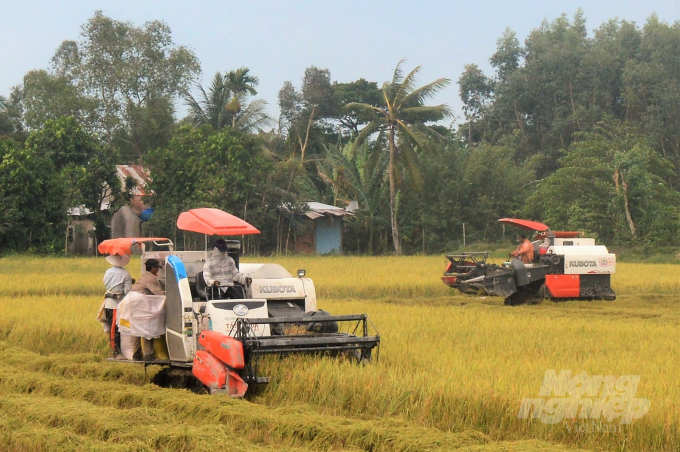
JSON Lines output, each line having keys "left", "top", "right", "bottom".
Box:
{"left": 2, "top": 1, "right": 679, "bottom": 124}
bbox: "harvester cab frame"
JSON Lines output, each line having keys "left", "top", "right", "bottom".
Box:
{"left": 442, "top": 218, "right": 616, "bottom": 305}
{"left": 98, "top": 208, "right": 380, "bottom": 397}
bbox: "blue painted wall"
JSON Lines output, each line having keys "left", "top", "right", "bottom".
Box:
{"left": 315, "top": 216, "right": 342, "bottom": 254}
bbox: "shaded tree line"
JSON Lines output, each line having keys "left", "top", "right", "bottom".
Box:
{"left": 2, "top": 11, "right": 680, "bottom": 256}
{"left": 459, "top": 10, "right": 680, "bottom": 249}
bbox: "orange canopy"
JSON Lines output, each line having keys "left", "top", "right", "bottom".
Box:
{"left": 536, "top": 231, "right": 582, "bottom": 239}
{"left": 176, "top": 208, "right": 260, "bottom": 236}
{"left": 97, "top": 237, "right": 171, "bottom": 256}
{"left": 498, "top": 218, "right": 550, "bottom": 232}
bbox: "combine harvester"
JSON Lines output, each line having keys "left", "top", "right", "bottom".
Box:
{"left": 99, "top": 208, "right": 379, "bottom": 396}
{"left": 441, "top": 218, "right": 616, "bottom": 305}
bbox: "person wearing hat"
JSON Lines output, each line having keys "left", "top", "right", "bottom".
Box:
{"left": 119, "top": 258, "right": 164, "bottom": 361}
{"left": 511, "top": 233, "right": 534, "bottom": 264}
{"left": 130, "top": 258, "right": 165, "bottom": 296}
{"left": 100, "top": 254, "right": 133, "bottom": 356}
{"left": 203, "top": 239, "right": 252, "bottom": 300}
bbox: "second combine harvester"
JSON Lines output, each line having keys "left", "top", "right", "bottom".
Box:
{"left": 442, "top": 218, "right": 616, "bottom": 305}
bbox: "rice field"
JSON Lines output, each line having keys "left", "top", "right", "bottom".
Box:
{"left": 0, "top": 254, "right": 679, "bottom": 451}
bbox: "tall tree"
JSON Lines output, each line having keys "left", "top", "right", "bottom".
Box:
{"left": 347, "top": 60, "right": 451, "bottom": 254}
{"left": 44, "top": 11, "right": 200, "bottom": 157}
{"left": 622, "top": 14, "right": 680, "bottom": 176}
{"left": 458, "top": 64, "right": 493, "bottom": 144}
{"left": 278, "top": 67, "right": 335, "bottom": 162}
{"left": 224, "top": 67, "right": 259, "bottom": 128}
{"left": 331, "top": 78, "right": 383, "bottom": 136}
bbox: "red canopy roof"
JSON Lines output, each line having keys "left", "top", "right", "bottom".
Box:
{"left": 98, "top": 237, "right": 171, "bottom": 256}
{"left": 176, "top": 208, "right": 260, "bottom": 236}
{"left": 498, "top": 218, "right": 550, "bottom": 232}
{"left": 537, "top": 231, "right": 582, "bottom": 239}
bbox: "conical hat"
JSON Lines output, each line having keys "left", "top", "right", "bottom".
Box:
{"left": 105, "top": 255, "right": 130, "bottom": 267}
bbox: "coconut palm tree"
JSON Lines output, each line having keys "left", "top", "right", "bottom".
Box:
{"left": 231, "top": 98, "right": 275, "bottom": 133}
{"left": 185, "top": 72, "right": 230, "bottom": 130}
{"left": 346, "top": 60, "right": 451, "bottom": 254}
{"left": 185, "top": 68, "right": 273, "bottom": 132}
{"left": 225, "top": 67, "right": 259, "bottom": 128}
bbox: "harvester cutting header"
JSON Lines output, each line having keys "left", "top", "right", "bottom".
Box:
{"left": 442, "top": 218, "right": 616, "bottom": 305}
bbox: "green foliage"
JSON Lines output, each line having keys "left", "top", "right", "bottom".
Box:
{"left": 145, "top": 126, "right": 293, "bottom": 253}
{"left": 0, "top": 117, "right": 119, "bottom": 253}
{"left": 11, "top": 11, "right": 680, "bottom": 256}
{"left": 11, "top": 70, "right": 93, "bottom": 132}
{"left": 332, "top": 78, "right": 383, "bottom": 136}
{"left": 399, "top": 142, "right": 531, "bottom": 253}
{"left": 525, "top": 119, "right": 680, "bottom": 247}
{"left": 0, "top": 95, "right": 23, "bottom": 137}
{"left": 15, "top": 11, "right": 200, "bottom": 157}
{"left": 0, "top": 138, "right": 64, "bottom": 252}
{"left": 278, "top": 67, "right": 338, "bottom": 163}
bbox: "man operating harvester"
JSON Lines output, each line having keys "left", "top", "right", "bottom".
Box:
{"left": 203, "top": 239, "right": 252, "bottom": 299}
{"left": 511, "top": 234, "right": 534, "bottom": 264}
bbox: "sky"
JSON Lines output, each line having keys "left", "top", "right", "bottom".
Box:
{"left": 2, "top": 1, "right": 680, "bottom": 125}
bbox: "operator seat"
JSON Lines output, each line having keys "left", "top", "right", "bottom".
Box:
{"left": 195, "top": 271, "right": 208, "bottom": 300}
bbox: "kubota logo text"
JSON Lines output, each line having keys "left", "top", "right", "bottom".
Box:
{"left": 568, "top": 261, "right": 598, "bottom": 267}
{"left": 259, "top": 285, "right": 296, "bottom": 294}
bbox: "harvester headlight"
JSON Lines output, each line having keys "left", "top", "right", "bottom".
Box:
{"left": 233, "top": 304, "right": 248, "bottom": 316}
{"left": 297, "top": 269, "right": 306, "bottom": 278}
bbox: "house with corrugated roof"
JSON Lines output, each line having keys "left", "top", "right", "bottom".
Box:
{"left": 283, "top": 202, "right": 355, "bottom": 254}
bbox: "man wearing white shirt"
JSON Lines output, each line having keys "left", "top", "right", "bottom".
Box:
{"left": 102, "top": 254, "right": 132, "bottom": 356}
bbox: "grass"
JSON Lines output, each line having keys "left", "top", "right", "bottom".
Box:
{"left": 1, "top": 254, "right": 679, "bottom": 450}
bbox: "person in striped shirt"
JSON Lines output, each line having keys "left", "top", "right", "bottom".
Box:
{"left": 203, "top": 239, "right": 252, "bottom": 299}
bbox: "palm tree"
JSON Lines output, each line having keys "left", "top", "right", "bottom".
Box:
{"left": 185, "top": 69, "right": 273, "bottom": 133}
{"left": 346, "top": 60, "right": 451, "bottom": 254}
{"left": 231, "top": 98, "right": 275, "bottom": 133}
{"left": 185, "top": 72, "right": 230, "bottom": 130}
{"left": 225, "top": 67, "right": 259, "bottom": 128}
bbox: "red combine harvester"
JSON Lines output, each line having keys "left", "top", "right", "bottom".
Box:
{"left": 442, "top": 218, "right": 616, "bottom": 305}
{"left": 99, "top": 208, "right": 379, "bottom": 396}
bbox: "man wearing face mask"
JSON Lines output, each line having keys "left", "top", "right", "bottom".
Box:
{"left": 203, "top": 239, "right": 252, "bottom": 299}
